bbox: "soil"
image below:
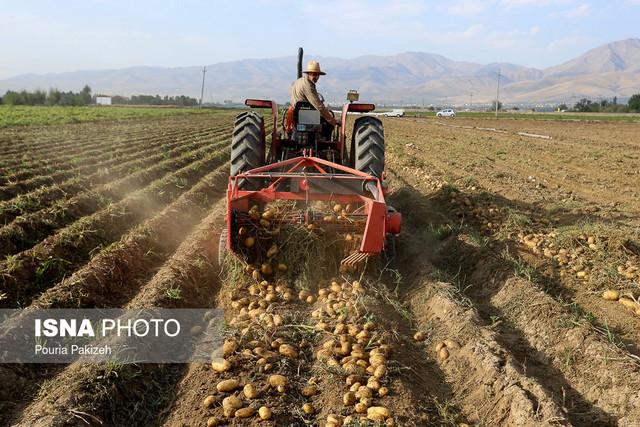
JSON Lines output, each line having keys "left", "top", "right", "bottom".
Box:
{"left": 1, "top": 112, "right": 640, "bottom": 426}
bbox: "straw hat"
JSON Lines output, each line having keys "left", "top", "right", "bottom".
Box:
{"left": 302, "top": 61, "right": 326, "bottom": 75}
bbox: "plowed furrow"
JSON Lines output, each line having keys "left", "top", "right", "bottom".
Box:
{"left": 31, "top": 159, "right": 230, "bottom": 309}
{"left": 0, "top": 145, "right": 230, "bottom": 308}
{"left": 0, "top": 124, "right": 229, "bottom": 201}
{"left": 0, "top": 130, "right": 232, "bottom": 256}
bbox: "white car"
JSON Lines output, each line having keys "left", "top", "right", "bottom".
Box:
{"left": 383, "top": 109, "right": 404, "bottom": 117}
{"left": 436, "top": 109, "right": 456, "bottom": 117}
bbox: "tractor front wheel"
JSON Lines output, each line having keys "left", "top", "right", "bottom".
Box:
{"left": 352, "top": 116, "right": 385, "bottom": 180}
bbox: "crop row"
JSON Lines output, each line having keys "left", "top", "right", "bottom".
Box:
{"left": 0, "top": 128, "right": 233, "bottom": 256}
{"left": 0, "top": 125, "right": 228, "bottom": 221}
{"left": 0, "top": 120, "right": 231, "bottom": 193}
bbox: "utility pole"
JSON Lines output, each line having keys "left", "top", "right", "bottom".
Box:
{"left": 469, "top": 92, "right": 473, "bottom": 111}
{"left": 495, "top": 68, "right": 501, "bottom": 118}
{"left": 199, "top": 67, "right": 207, "bottom": 109}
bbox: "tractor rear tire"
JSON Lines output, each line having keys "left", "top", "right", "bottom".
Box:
{"left": 230, "top": 111, "right": 265, "bottom": 190}
{"left": 353, "top": 116, "right": 385, "bottom": 180}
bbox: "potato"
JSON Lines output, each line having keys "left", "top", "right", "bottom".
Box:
{"left": 217, "top": 379, "right": 240, "bottom": 392}
{"left": 222, "top": 396, "right": 242, "bottom": 417}
{"left": 356, "top": 386, "right": 373, "bottom": 399}
{"left": 619, "top": 297, "right": 639, "bottom": 310}
{"left": 235, "top": 407, "right": 254, "bottom": 418}
{"left": 443, "top": 339, "right": 461, "bottom": 349}
{"left": 343, "top": 391, "right": 356, "bottom": 405}
{"left": 355, "top": 402, "right": 368, "bottom": 413}
{"left": 435, "top": 341, "right": 445, "bottom": 352}
{"left": 333, "top": 204, "right": 342, "bottom": 214}
{"left": 327, "top": 414, "right": 344, "bottom": 425}
{"left": 244, "top": 237, "right": 255, "bottom": 248}
{"left": 211, "top": 359, "right": 231, "bottom": 372}
{"left": 277, "top": 263, "right": 288, "bottom": 272}
{"left": 261, "top": 263, "right": 273, "bottom": 275}
{"left": 259, "top": 406, "right": 272, "bottom": 420}
{"left": 279, "top": 344, "right": 299, "bottom": 358}
{"left": 243, "top": 383, "right": 259, "bottom": 399}
{"left": 203, "top": 395, "right": 216, "bottom": 408}
{"left": 206, "top": 417, "right": 220, "bottom": 427}
{"left": 266, "top": 244, "right": 278, "bottom": 258}
{"left": 268, "top": 374, "right": 290, "bottom": 388}
{"left": 367, "top": 377, "right": 381, "bottom": 391}
{"left": 277, "top": 385, "right": 287, "bottom": 393}
{"left": 367, "top": 406, "right": 391, "bottom": 419}
{"left": 378, "top": 386, "right": 390, "bottom": 397}
{"left": 346, "top": 374, "right": 363, "bottom": 386}
{"left": 413, "top": 331, "right": 425, "bottom": 341}
{"left": 190, "top": 325, "right": 204, "bottom": 336}
{"left": 603, "top": 290, "right": 620, "bottom": 301}
{"left": 373, "top": 364, "right": 387, "bottom": 379}
{"left": 439, "top": 347, "right": 450, "bottom": 361}
{"left": 369, "top": 354, "right": 387, "bottom": 367}
{"left": 302, "top": 403, "right": 315, "bottom": 414}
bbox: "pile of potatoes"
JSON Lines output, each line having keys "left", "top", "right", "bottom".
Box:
{"left": 310, "top": 279, "right": 397, "bottom": 426}
{"left": 205, "top": 273, "right": 399, "bottom": 425}
{"left": 449, "top": 189, "right": 507, "bottom": 234}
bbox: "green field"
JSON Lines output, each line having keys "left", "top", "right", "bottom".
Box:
{"left": 0, "top": 105, "right": 222, "bottom": 127}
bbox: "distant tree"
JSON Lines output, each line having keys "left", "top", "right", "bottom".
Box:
{"left": 46, "top": 88, "right": 61, "bottom": 106}
{"left": 628, "top": 93, "right": 640, "bottom": 112}
{"left": 613, "top": 96, "right": 617, "bottom": 105}
{"left": 574, "top": 98, "right": 595, "bottom": 112}
{"left": 491, "top": 100, "right": 503, "bottom": 111}
{"left": 558, "top": 103, "right": 568, "bottom": 111}
{"left": 80, "top": 85, "right": 92, "bottom": 105}
{"left": 3, "top": 90, "right": 27, "bottom": 105}
{"left": 27, "top": 89, "right": 47, "bottom": 105}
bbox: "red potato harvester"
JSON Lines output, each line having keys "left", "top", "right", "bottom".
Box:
{"left": 220, "top": 48, "right": 401, "bottom": 267}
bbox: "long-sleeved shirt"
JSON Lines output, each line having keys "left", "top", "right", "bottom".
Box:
{"left": 290, "top": 77, "right": 336, "bottom": 125}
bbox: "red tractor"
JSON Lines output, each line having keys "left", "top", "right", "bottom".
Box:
{"left": 221, "top": 48, "right": 401, "bottom": 267}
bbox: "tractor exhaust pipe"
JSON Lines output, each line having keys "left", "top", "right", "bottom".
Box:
{"left": 297, "top": 47, "right": 304, "bottom": 79}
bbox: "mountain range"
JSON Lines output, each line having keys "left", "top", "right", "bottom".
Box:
{"left": 1, "top": 38, "right": 639, "bottom": 106}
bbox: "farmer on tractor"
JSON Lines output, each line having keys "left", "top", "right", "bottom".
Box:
{"left": 288, "top": 61, "right": 341, "bottom": 139}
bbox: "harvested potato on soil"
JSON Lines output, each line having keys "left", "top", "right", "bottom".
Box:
{"left": 210, "top": 359, "right": 231, "bottom": 372}
{"left": 268, "top": 374, "right": 289, "bottom": 388}
{"left": 203, "top": 395, "right": 216, "bottom": 408}
{"left": 602, "top": 290, "right": 620, "bottom": 301}
{"left": 217, "top": 379, "right": 240, "bottom": 392}
{"left": 259, "top": 406, "right": 272, "bottom": 420}
{"left": 235, "top": 407, "right": 254, "bottom": 418}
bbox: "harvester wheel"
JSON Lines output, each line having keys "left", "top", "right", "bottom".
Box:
{"left": 218, "top": 228, "right": 228, "bottom": 267}
{"left": 353, "top": 116, "right": 385, "bottom": 180}
{"left": 231, "top": 111, "right": 265, "bottom": 190}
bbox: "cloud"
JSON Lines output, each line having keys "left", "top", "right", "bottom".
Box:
{"left": 500, "top": 0, "right": 577, "bottom": 9}
{"left": 548, "top": 35, "right": 586, "bottom": 51}
{"left": 551, "top": 3, "right": 592, "bottom": 18}
{"left": 447, "top": 0, "right": 492, "bottom": 17}
{"left": 529, "top": 26, "right": 540, "bottom": 35}
{"left": 300, "top": 0, "right": 427, "bottom": 37}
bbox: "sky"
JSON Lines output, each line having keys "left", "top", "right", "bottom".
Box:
{"left": 1, "top": 0, "right": 639, "bottom": 80}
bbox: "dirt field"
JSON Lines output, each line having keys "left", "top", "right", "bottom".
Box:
{"left": 1, "top": 112, "right": 640, "bottom": 426}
